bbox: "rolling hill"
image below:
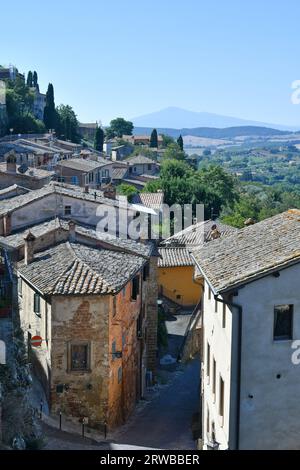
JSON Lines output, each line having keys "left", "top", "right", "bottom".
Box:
{"left": 132, "top": 107, "right": 298, "bottom": 132}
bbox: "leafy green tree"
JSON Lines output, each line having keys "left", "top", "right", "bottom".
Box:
{"left": 43, "top": 83, "right": 57, "bottom": 131}
{"left": 163, "top": 142, "right": 186, "bottom": 161}
{"left": 94, "top": 125, "right": 104, "bottom": 151}
{"left": 145, "top": 161, "right": 238, "bottom": 219}
{"left": 150, "top": 129, "right": 158, "bottom": 148}
{"left": 221, "top": 194, "right": 261, "bottom": 228}
{"left": 105, "top": 127, "right": 116, "bottom": 140}
{"left": 116, "top": 184, "right": 137, "bottom": 202}
{"left": 195, "top": 165, "right": 238, "bottom": 213}
{"left": 26, "top": 71, "right": 33, "bottom": 88}
{"left": 161, "top": 134, "right": 174, "bottom": 147}
{"left": 107, "top": 118, "right": 133, "bottom": 138}
{"left": 177, "top": 134, "right": 183, "bottom": 151}
{"left": 56, "top": 104, "right": 80, "bottom": 143}
{"left": 5, "top": 77, "right": 35, "bottom": 131}
{"left": 9, "top": 114, "right": 46, "bottom": 134}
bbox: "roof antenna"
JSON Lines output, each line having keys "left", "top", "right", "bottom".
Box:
{"left": 211, "top": 207, "right": 218, "bottom": 221}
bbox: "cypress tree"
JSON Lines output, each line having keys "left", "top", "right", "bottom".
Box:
{"left": 150, "top": 128, "right": 158, "bottom": 148}
{"left": 94, "top": 125, "right": 104, "bottom": 152}
{"left": 33, "top": 71, "right": 38, "bottom": 89}
{"left": 177, "top": 134, "right": 184, "bottom": 151}
{"left": 26, "top": 71, "right": 33, "bottom": 87}
{"left": 43, "top": 83, "right": 57, "bottom": 131}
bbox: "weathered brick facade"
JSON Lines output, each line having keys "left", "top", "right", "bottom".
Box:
{"left": 19, "top": 260, "right": 158, "bottom": 430}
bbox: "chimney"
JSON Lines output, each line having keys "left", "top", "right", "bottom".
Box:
{"left": 3, "top": 213, "right": 12, "bottom": 236}
{"left": 103, "top": 184, "right": 116, "bottom": 200}
{"left": 6, "top": 151, "right": 16, "bottom": 173}
{"left": 244, "top": 218, "right": 255, "bottom": 227}
{"left": 24, "top": 231, "right": 36, "bottom": 265}
{"left": 68, "top": 220, "right": 76, "bottom": 242}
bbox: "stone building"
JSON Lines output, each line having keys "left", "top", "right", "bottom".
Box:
{"left": 192, "top": 209, "right": 300, "bottom": 450}
{"left": 14, "top": 222, "right": 158, "bottom": 430}
{"left": 0, "top": 154, "right": 55, "bottom": 190}
{"left": 55, "top": 158, "right": 112, "bottom": 188}
{"left": 0, "top": 181, "right": 155, "bottom": 238}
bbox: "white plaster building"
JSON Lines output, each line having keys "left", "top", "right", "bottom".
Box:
{"left": 192, "top": 209, "right": 300, "bottom": 450}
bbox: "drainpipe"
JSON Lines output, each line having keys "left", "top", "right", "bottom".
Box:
{"left": 214, "top": 294, "right": 242, "bottom": 451}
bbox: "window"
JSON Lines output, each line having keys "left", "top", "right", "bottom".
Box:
{"left": 274, "top": 304, "right": 293, "bottom": 340}
{"left": 219, "top": 376, "right": 225, "bottom": 419}
{"left": 57, "top": 176, "right": 65, "bottom": 183}
{"left": 147, "top": 164, "right": 152, "bottom": 171}
{"left": 88, "top": 172, "right": 94, "bottom": 183}
{"left": 143, "top": 263, "right": 150, "bottom": 281}
{"left": 33, "top": 293, "right": 40, "bottom": 315}
{"left": 215, "top": 299, "right": 218, "bottom": 313}
{"left": 133, "top": 166, "right": 137, "bottom": 172}
{"left": 70, "top": 343, "right": 90, "bottom": 371}
{"left": 208, "top": 286, "right": 211, "bottom": 300}
{"left": 131, "top": 275, "right": 140, "bottom": 301}
{"left": 206, "top": 343, "right": 210, "bottom": 378}
{"left": 222, "top": 303, "right": 226, "bottom": 329}
{"left": 118, "top": 366, "right": 122, "bottom": 383}
{"left": 212, "top": 358, "right": 216, "bottom": 398}
{"left": 64, "top": 205, "right": 72, "bottom": 216}
{"left": 71, "top": 176, "right": 79, "bottom": 185}
{"left": 122, "top": 286, "right": 126, "bottom": 297}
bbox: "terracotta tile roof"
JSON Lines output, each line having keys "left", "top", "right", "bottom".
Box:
{"left": 112, "top": 167, "right": 128, "bottom": 180}
{"left": 192, "top": 209, "right": 300, "bottom": 293}
{"left": 18, "top": 241, "right": 146, "bottom": 296}
{"left": 56, "top": 157, "right": 110, "bottom": 171}
{"left": 158, "top": 219, "right": 237, "bottom": 268}
{"left": 124, "top": 155, "right": 157, "bottom": 165}
{"left": 0, "top": 182, "right": 154, "bottom": 216}
{"left": 132, "top": 192, "right": 164, "bottom": 210}
{"left": 162, "top": 220, "right": 237, "bottom": 247}
{"left": 0, "top": 163, "right": 55, "bottom": 179}
{"left": 0, "top": 217, "right": 156, "bottom": 258}
{"left": 158, "top": 247, "right": 193, "bottom": 267}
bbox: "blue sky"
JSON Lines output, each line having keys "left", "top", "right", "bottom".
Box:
{"left": 2, "top": 0, "right": 300, "bottom": 126}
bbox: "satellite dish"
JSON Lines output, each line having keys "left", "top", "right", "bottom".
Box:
{"left": 18, "top": 164, "right": 28, "bottom": 174}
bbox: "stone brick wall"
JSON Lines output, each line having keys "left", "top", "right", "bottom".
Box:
{"left": 144, "top": 256, "right": 158, "bottom": 374}
{"left": 50, "top": 295, "right": 110, "bottom": 429}
{"left": 108, "top": 282, "right": 142, "bottom": 428}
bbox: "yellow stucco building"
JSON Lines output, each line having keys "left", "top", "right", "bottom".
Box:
{"left": 158, "top": 247, "right": 203, "bottom": 306}
{"left": 158, "top": 220, "right": 237, "bottom": 308}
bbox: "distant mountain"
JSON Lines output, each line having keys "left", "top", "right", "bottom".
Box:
{"left": 132, "top": 107, "right": 299, "bottom": 132}
{"left": 133, "top": 125, "right": 291, "bottom": 140}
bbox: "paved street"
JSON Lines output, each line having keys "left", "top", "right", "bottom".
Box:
{"left": 111, "top": 357, "right": 200, "bottom": 450}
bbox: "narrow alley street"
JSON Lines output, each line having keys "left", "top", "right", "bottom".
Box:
{"left": 111, "top": 357, "right": 199, "bottom": 450}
